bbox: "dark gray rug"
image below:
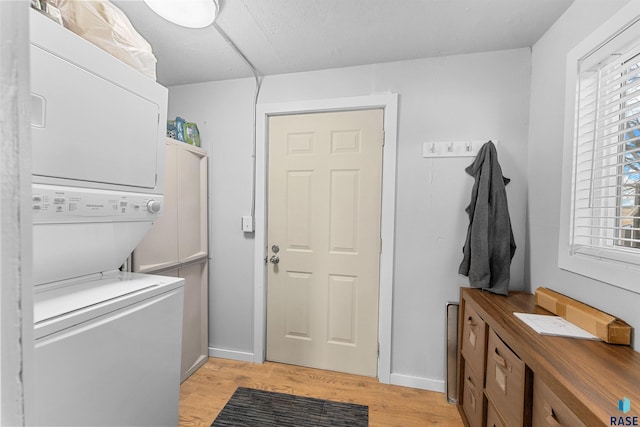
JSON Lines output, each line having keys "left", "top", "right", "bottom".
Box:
{"left": 212, "top": 387, "right": 368, "bottom": 426}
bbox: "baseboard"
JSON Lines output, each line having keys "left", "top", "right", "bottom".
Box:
{"left": 208, "top": 348, "right": 445, "bottom": 393}
{"left": 209, "top": 347, "right": 255, "bottom": 363}
{"left": 389, "top": 373, "right": 446, "bottom": 393}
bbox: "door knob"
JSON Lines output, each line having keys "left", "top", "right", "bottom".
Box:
{"left": 269, "top": 255, "right": 280, "bottom": 264}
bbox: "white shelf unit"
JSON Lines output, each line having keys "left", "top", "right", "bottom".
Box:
{"left": 133, "top": 138, "right": 209, "bottom": 382}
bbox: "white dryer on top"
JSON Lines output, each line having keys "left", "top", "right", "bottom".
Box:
{"left": 29, "top": 9, "right": 184, "bottom": 427}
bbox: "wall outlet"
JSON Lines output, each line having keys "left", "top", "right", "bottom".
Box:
{"left": 241, "top": 215, "right": 254, "bottom": 232}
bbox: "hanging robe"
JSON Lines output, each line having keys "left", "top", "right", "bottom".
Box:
{"left": 458, "top": 141, "right": 516, "bottom": 295}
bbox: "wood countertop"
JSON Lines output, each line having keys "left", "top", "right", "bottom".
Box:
{"left": 461, "top": 288, "right": 640, "bottom": 427}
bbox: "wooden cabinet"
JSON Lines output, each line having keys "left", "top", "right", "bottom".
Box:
{"left": 532, "top": 376, "right": 585, "bottom": 427}
{"left": 462, "top": 359, "right": 484, "bottom": 427}
{"left": 461, "top": 303, "right": 487, "bottom": 382}
{"left": 484, "top": 329, "right": 531, "bottom": 426}
{"left": 457, "top": 288, "right": 640, "bottom": 427}
{"left": 487, "top": 400, "right": 507, "bottom": 427}
{"left": 133, "top": 138, "right": 209, "bottom": 382}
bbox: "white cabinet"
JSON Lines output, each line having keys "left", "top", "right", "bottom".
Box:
{"left": 134, "top": 139, "right": 207, "bottom": 271}
{"left": 158, "top": 262, "right": 208, "bottom": 382}
{"left": 133, "top": 138, "right": 208, "bottom": 381}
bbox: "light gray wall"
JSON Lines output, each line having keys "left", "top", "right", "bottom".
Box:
{"left": 169, "top": 79, "right": 257, "bottom": 357}
{"left": 527, "top": 0, "right": 640, "bottom": 352}
{"left": 1, "top": 2, "right": 32, "bottom": 424}
{"left": 168, "top": 47, "right": 532, "bottom": 387}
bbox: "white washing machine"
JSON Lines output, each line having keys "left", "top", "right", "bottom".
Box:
{"left": 33, "top": 272, "right": 183, "bottom": 426}
{"left": 31, "top": 186, "right": 184, "bottom": 426}
{"left": 29, "top": 9, "right": 183, "bottom": 426}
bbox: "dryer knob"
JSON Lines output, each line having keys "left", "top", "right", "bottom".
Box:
{"left": 146, "top": 200, "right": 161, "bottom": 213}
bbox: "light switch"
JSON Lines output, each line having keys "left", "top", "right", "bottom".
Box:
{"left": 242, "top": 215, "right": 254, "bottom": 232}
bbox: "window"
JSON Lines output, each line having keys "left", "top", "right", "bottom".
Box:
{"left": 559, "top": 5, "right": 640, "bottom": 292}
{"left": 573, "top": 36, "right": 640, "bottom": 258}
{"left": 618, "top": 89, "right": 640, "bottom": 251}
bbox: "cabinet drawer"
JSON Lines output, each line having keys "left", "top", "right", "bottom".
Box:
{"left": 461, "top": 302, "right": 487, "bottom": 380}
{"left": 533, "top": 377, "right": 585, "bottom": 427}
{"left": 485, "top": 329, "right": 527, "bottom": 426}
{"left": 487, "top": 400, "right": 507, "bottom": 427}
{"left": 462, "top": 360, "right": 484, "bottom": 427}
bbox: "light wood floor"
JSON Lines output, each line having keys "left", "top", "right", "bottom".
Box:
{"left": 179, "top": 358, "right": 464, "bottom": 427}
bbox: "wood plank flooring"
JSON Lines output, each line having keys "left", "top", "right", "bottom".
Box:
{"left": 179, "top": 358, "right": 463, "bottom": 427}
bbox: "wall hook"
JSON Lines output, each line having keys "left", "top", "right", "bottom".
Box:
{"left": 422, "top": 140, "right": 498, "bottom": 158}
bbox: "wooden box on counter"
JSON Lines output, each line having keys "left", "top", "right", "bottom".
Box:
{"left": 535, "top": 287, "right": 631, "bottom": 345}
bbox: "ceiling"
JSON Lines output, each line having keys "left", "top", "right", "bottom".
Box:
{"left": 112, "top": 0, "right": 574, "bottom": 87}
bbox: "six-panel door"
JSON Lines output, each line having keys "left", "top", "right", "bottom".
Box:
{"left": 266, "top": 109, "right": 384, "bottom": 377}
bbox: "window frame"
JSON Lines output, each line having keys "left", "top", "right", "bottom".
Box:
{"left": 559, "top": 2, "right": 640, "bottom": 294}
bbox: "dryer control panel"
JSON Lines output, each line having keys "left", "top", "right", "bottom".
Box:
{"left": 32, "top": 184, "right": 162, "bottom": 223}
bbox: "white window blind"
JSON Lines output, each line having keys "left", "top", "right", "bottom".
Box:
{"left": 571, "top": 32, "right": 640, "bottom": 265}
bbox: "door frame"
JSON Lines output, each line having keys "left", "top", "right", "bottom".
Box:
{"left": 2, "top": 2, "right": 34, "bottom": 424}
{"left": 253, "top": 93, "right": 398, "bottom": 383}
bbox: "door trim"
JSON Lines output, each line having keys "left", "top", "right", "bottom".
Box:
{"left": 254, "top": 94, "right": 398, "bottom": 383}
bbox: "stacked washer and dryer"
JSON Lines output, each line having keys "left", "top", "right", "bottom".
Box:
{"left": 29, "top": 9, "right": 184, "bottom": 426}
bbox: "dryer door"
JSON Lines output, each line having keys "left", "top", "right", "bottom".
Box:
{"left": 30, "top": 44, "right": 160, "bottom": 190}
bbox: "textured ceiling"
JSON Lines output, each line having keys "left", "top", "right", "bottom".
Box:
{"left": 112, "top": 0, "right": 574, "bottom": 87}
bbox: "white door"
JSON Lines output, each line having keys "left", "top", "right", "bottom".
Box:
{"left": 266, "top": 109, "right": 384, "bottom": 377}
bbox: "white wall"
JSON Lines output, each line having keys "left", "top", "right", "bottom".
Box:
{"left": 0, "top": 2, "right": 32, "bottom": 424}
{"left": 169, "top": 47, "right": 532, "bottom": 388}
{"left": 169, "top": 79, "right": 257, "bottom": 358}
{"left": 527, "top": 0, "right": 640, "bottom": 352}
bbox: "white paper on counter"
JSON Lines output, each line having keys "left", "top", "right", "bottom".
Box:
{"left": 513, "top": 312, "right": 601, "bottom": 340}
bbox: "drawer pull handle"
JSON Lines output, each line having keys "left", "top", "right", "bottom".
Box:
{"left": 466, "top": 317, "right": 477, "bottom": 328}
{"left": 493, "top": 349, "right": 508, "bottom": 370}
{"left": 465, "top": 376, "right": 478, "bottom": 394}
{"left": 544, "top": 403, "right": 562, "bottom": 427}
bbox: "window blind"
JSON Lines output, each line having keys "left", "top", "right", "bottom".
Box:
{"left": 572, "top": 38, "right": 640, "bottom": 264}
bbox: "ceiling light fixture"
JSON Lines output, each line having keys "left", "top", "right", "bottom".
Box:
{"left": 143, "top": 0, "right": 219, "bottom": 29}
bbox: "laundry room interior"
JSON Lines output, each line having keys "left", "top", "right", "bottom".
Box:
{"left": 2, "top": 0, "right": 640, "bottom": 426}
